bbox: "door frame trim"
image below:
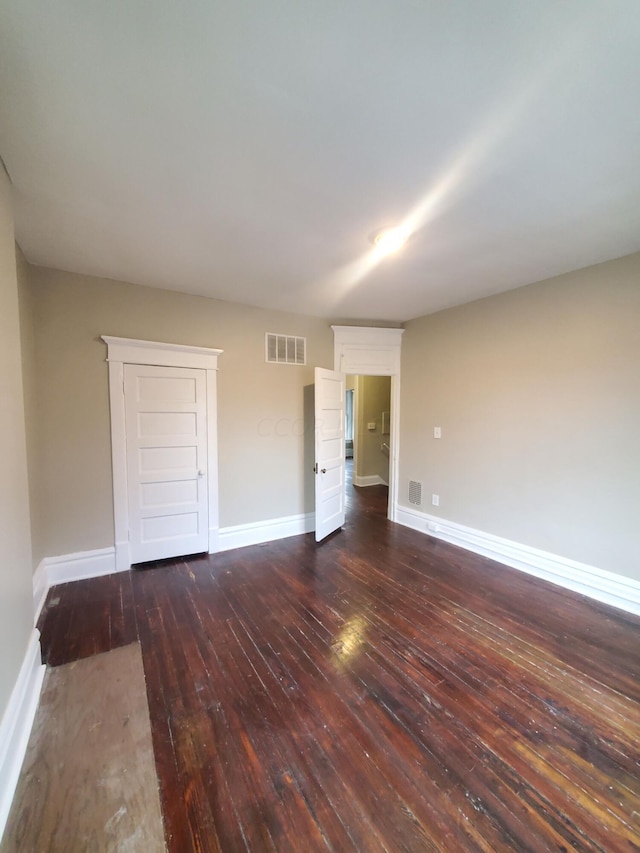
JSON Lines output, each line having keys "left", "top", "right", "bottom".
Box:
{"left": 331, "top": 326, "right": 404, "bottom": 522}
{"left": 102, "top": 336, "right": 223, "bottom": 571}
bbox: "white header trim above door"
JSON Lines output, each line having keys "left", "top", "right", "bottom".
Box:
{"left": 102, "top": 336, "right": 223, "bottom": 570}
{"left": 102, "top": 336, "right": 222, "bottom": 370}
{"left": 331, "top": 326, "right": 403, "bottom": 376}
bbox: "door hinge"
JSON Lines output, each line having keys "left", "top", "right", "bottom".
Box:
{"left": 314, "top": 463, "right": 318, "bottom": 474}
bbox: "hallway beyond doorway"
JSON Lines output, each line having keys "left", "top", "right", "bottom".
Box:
{"left": 344, "top": 457, "right": 388, "bottom": 522}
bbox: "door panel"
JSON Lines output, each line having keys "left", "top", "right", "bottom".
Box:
{"left": 138, "top": 411, "right": 197, "bottom": 435}
{"left": 136, "top": 374, "right": 198, "bottom": 402}
{"left": 315, "top": 367, "right": 346, "bottom": 542}
{"left": 125, "top": 364, "right": 208, "bottom": 563}
{"left": 140, "top": 480, "right": 198, "bottom": 508}
{"left": 141, "top": 512, "right": 199, "bottom": 541}
{"left": 138, "top": 445, "right": 198, "bottom": 472}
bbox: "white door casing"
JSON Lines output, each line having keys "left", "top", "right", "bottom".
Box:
{"left": 331, "top": 326, "right": 404, "bottom": 522}
{"left": 124, "top": 364, "right": 209, "bottom": 563}
{"left": 315, "top": 367, "right": 346, "bottom": 541}
{"left": 102, "top": 336, "right": 223, "bottom": 571}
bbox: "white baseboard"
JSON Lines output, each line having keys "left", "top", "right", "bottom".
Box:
{"left": 354, "top": 474, "right": 388, "bottom": 487}
{"left": 395, "top": 504, "right": 640, "bottom": 617}
{"left": 0, "top": 629, "right": 45, "bottom": 843}
{"left": 218, "top": 513, "right": 314, "bottom": 552}
{"left": 45, "top": 546, "right": 117, "bottom": 585}
{"left": 114, "top": 540, "right": 130, "bottom": 573}
{"left": 208, "top": 526, "right": 220, "bottom": 555}
{"left": 32, "top": 562, "right": 48, "bottom": 627}
{"left": 33, "top": 547, "right": 119, "bottom": 624}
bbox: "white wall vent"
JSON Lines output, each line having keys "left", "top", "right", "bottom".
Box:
{"left": 265, "top": 333, "right": 306, "bottom": 365}
{"left": 408, "top": 480, "right": 422, "bottom": 506}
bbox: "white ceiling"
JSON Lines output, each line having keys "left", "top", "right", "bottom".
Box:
{"left": 1, "top": 1, "right": 639, "bottom": 322}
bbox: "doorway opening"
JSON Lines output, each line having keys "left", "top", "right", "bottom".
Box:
{"left": 331, "top": 325, "right": 403, "bottom": 526}
{"left": 345, "top": 375, "right": 391, "bottom": 520}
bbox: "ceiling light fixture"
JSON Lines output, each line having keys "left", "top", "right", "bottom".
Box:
{"left": 370, "top": 226, "right": 409, "bottom": 256}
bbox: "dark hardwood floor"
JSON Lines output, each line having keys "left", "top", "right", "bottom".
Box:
{"left": 38, "top": 466, "right": 640, "bottom": 851}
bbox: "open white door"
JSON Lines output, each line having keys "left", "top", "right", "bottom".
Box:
{"left": 124, "top": 363, "right": 209, "bottom": 563}
{"left": 315, "top": 367, "right": 346, "bottom": 542}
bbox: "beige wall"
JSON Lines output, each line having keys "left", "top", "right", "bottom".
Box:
{"left": 25, "top": 266, "right": 334, "bottom": 562}
{"left": 355, "top": 376, "right": 391, "bottom": 484}
{"left": 399, "top": 252, "right": 640, "bottom": 581}
{"left": 0, "top": 169, "right": 34, "bottom": 716}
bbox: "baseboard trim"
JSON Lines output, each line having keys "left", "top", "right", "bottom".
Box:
{"left": 114, "top": 541, "right": 130, "bottom": 573}
{"left": 0, "top": 629, "right": 45, "bottom": 843}
{"left": 354, "top": 474, "right": 388, "bottom": 487}
{"left": 32, "top": 562, "right": 48, "bottom": 627}
{"left": 33, "top": 547, "right": 119, "bottom": 624}
{"left": 208, "top": 526, "right": 220, "bottom": 555}
{"left": 218, "top": 513, "right": 314, "bottom": 552}
{"left": 395, "top": 505, "right": 640, "bottom": 617}
{"left": 45, "top": 546, "right": 117, "bottom": 585}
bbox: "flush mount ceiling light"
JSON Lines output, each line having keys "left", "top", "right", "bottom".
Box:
{"left": 370, "top": 226, "right": 409, "bottom": 256}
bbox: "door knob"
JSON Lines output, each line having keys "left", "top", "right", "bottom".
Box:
{"left": 197, "top": 470, "right": 206, "bottom": 477}
{"left": 321, "top": 468, "right": 326, "bottom": 474}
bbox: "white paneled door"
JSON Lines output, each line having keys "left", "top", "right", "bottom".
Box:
{"left": 315, "top": 367, "right": 346, "bottom": 542}
{"left": 124, "top": 364, "right": 209, "bottom": 563}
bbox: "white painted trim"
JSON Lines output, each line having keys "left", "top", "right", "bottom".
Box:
{"left": 331, "top": 324, "right": 404, "bottom": 351}
{"left": 395, "top": 504, "right": 640, "bottom": 617}
{"left": 353, "top": 474, "right": 388, "bottom": 487}
{"left": 102, "top": 336, "right": 223, "bottom": 566}
{"left": 388, "top": 373, "right": 401, "bottom": 523}
{"left": 0, "top": 629, "right": 45, "bottom": 843}
{"left": 350, "top": 383, "right": 360, "bottom": 476}
{"left": 218, "top": 513, "right": 314, "bottom": 552}
{"left": 331, "top": 325, "right": 404, "bottom": 376}
{"left": 115, "top": 540, "right": 130, "bottom": 574}
{"left": 208, "top": 526, "right": 220, "bottom": 554}
{"left": 33, "top": 547, "right": 119, "bottom": 624}
{"left": 205, "top": 370, "right": 220, "bottom": 554}
{"left": 32, "top": 562, "right": 48, "bottom": 626}
{"left": 102, "top": 336, "right": 223, "bottom": 370}
{"left": 108, "top": 359, "right": 130, "bottom": 572}
{"left": 331, "top": 326, "right": 403, "bottom": 524}
{"left": 44, "top": 547, "right": 117, "bottom": 586}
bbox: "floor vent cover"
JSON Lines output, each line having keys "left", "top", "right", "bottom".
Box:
{"left": 408, "top": 480, "right": 422, "bottom": 506}
{"left": 265, "top": 333, "right": 306, "bottom": 365}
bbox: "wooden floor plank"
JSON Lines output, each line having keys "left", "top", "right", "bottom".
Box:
{"left": 221, "top": 555, "right": 499, "bottom": 850}
{"left": 38, "top": 571, "right": 137, "bottom": 666}
{"left": 213, "top": 581, "right": 440, "bottom": 852}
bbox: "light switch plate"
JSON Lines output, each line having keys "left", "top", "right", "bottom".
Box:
{"left": 434, "top": 426, "right": 441, "bottom": 439}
